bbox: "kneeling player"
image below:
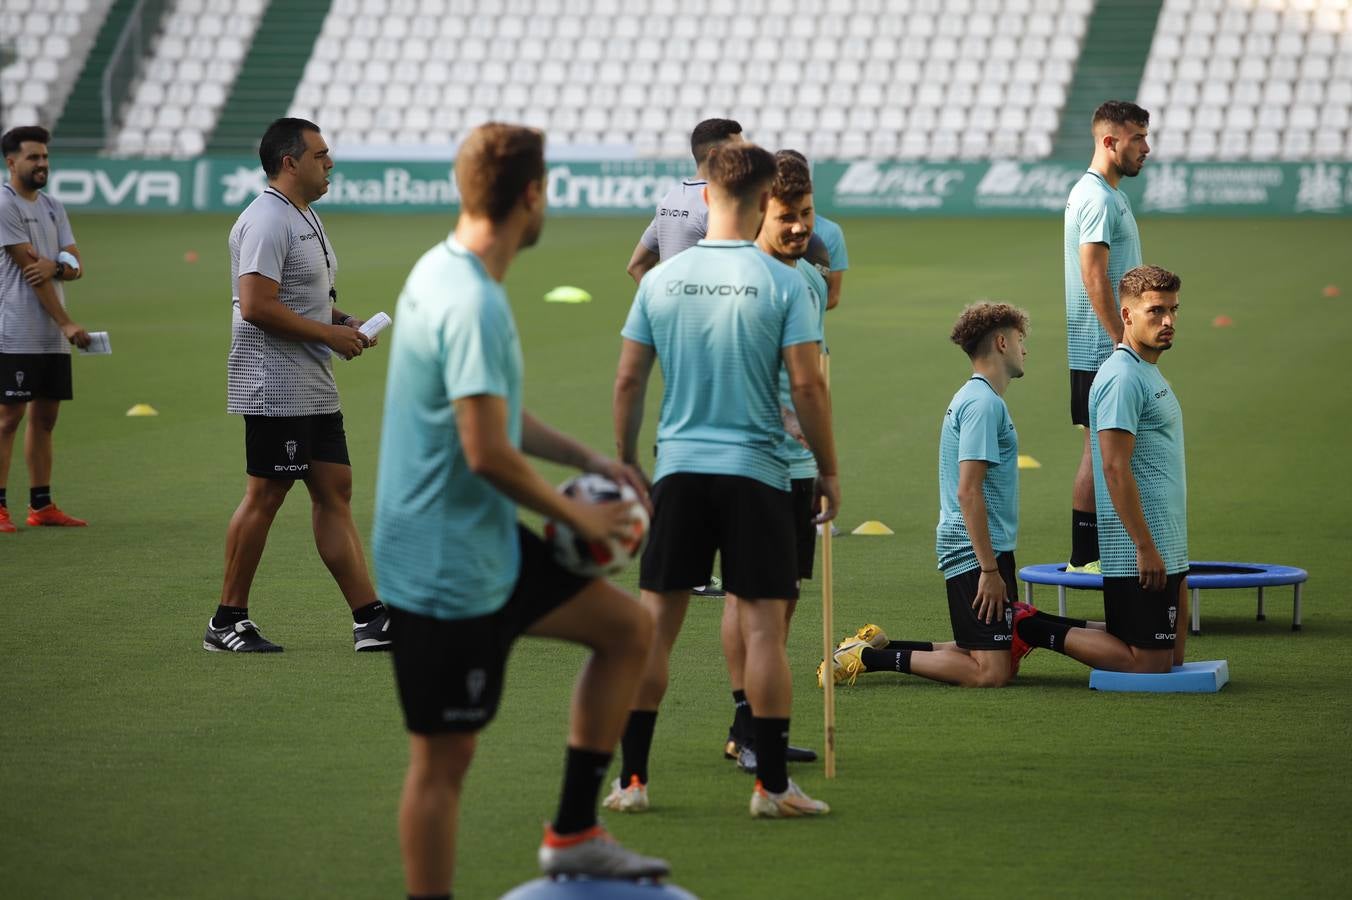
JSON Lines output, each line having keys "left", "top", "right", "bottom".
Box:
{"left": 373, "top": 124, "right": 667, "bottom": 897}
{"left": 820, "top": 304, "right": 1097, "bottom": 688}
{"left": 1008, "top": 266, "right": 1188, "bottom": 673}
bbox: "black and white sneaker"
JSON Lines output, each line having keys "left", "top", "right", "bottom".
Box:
{"left": 203, "top": 618, "right": 283, "bottom": 653}
{"left": 691, "top": 576, "right": 726, "bottom": 598}
{"left": 353, "top": 609, "right": 392, "bottom": 652}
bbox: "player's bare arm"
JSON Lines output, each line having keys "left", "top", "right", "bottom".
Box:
{"left": 956, "top": 459, "right": 1005, "bottom": 624}
{"left": 522, "top": 410, "right": 650, "bottom": 508}
{"left": 238, "top": 271, "right": 364, "bottom": 359}
{"left": 825, "top": 270, "right": 843, "bottom": 311}
{"left": 1080, "top": 242, "right": 1123, "bottom": 344}
{"left": 4, "top": 242, "right": 89, "bottom": 347}
{"left": 782, "top": 340, "right": 839, "bottom": 521}
{"left": 457, "top": 394, "right": 634, "bottom": 544}
{"left": 612, "top": 337, "right": 655, "bottom": 466}
{"left": 625, "top": 242, "right": 660, "bottom": 284}
{"left": 1098, "top": 427, "right": 1166, "bottom": 591}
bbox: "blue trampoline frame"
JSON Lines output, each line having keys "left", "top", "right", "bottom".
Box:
{"left": 1017, "top": 561, "right": 1308, "bottom": 634}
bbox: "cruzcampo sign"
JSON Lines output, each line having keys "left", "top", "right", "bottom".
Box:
{"left": 47, "top": 157, "right": 1352, "bottom": 216}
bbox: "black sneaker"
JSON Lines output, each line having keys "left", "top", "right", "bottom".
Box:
{"left": 691, "top": 576, "right": 726, "bottom": 598}
{"left": 353, "top": 609, "right": 392, "bottom": 652}
{"left": 203, "top": 618, "right": 283, "bottom": 653}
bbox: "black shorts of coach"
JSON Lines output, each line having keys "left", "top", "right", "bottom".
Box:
{"left": 1070, "top": 369, "right": 1095, "bottom": 427}
{"left": 945, "top": 551, "right": 1019, "bottom": 651}
{"left": 640, "top": 473, "right": 800, "bottom": 601}
{"left": 243, "top": 411, "right": 350, "bottom": 478}
{"left": 1103, "top": 571, "right": 1188, "bottom": 650}
{"left": 0, "top": 352, "right": 73, "bottom": 403}
{"left": 791, "top": 477, "right": 816, "bottom": 581}
{"left": 390, "top": 525, "right": 591, "bottom": 734}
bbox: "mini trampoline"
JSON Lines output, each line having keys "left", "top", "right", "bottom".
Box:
{"left": 1017, "top": 562, "right": 1308, "bottom": 635}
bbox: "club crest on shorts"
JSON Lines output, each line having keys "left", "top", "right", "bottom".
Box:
{"left": 284, "top": 440, "right": 297, "bottom": 461}
{"left": 466, "top": 668, "right": 487, "bottom": 704}
{"left": 14, "top": 371, "right": 23, "bottom": 387}
{"left": 1168, "top": 605, "right": 1178, "bottom": 629}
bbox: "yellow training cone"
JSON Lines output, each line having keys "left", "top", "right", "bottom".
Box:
{"left": 1018, "top": 455, "right": 1042, "bottom": 469}
{"left": 851, "top": 520, "right": 894, "bottom": 536}
{"left": 544, "top": 286, "right": 592, "bottom": 303}
{"left": 126, "top": 403, "right": 159, "bottom": 417}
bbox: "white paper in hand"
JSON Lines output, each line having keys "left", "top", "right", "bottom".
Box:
{"left": 359, "top": 312, "right": 391, "bottom": 339}
{"left": 79, "top": 332, "right": 111, "bottom": 355}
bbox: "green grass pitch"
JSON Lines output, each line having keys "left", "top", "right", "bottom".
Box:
{"left": 2, "top": 213, "right": 1350, "bottom": 898}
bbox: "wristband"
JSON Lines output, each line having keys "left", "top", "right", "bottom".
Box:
{"left": 980, "top": 567, "right": 999, "bottom": 574}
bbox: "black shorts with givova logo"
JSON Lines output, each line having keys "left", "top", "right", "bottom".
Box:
{"left": 243, "top": 412, "right": 349, "bottom": 478}
{"left": 390, "top": 525, "right": 592, "bottom": 734}
{"left": 1104, "top": 572, "right": 1189, "bottom": 649}
{"left": 0, "top": 352, "right": 73, "bottom": 403}
{"left": 945, "top": 551, "right": 1019, "bottom": 650}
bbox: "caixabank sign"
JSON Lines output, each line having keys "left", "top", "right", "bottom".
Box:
{"left": 47, "top": 157, "right": 1352, "bottom": 216}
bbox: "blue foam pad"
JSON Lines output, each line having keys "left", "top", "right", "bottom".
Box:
{"left": 502, "top": 878, "right": 697, "bottom": 900}
{"left": 1089, "top": 660, "right": 1229, "bottom": 693}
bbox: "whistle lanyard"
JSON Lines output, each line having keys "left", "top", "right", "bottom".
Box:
{"left": 264, "top": 188, "right": 336, "bottom": 301}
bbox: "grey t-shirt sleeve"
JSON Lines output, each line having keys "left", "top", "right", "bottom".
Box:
{"left": 639, "top": 217, "right": 659, "bottom": 253}
{"left": 236, "top": 215, "right": 290, "bottom": 283}
{"left": 0, "top": 195, "right": 27, "bottom": 248}
{"left": 54, "top": 200, "right": 75, "bottom": 248}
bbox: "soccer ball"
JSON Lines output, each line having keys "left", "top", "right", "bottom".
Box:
{"left": 545, "top": 473, "right": 649, "bottom": 578}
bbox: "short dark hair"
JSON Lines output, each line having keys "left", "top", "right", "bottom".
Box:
{"left": 705, "top": 143, "right": 776, "bottom": 203}
{"left": 770, "top": 154, "right": 812, "bottom": 204}
{"left": 776, "top": 148, "right": 808, "bottom": 165}
{"left": 2, "top": 125, "right": 51, "bottom": 157}
{"left": 1092, "top": 101, "right": 1149, "bottom": 135}
{"left": 455, "top": 122, "right": 546, "bottom": 222}
{"left": 259, "top": 117, "right": 320, "bottom": 178}
{"left": 691, "top": 118, "right": 741, "bottom": 165}
{"left": 950, "top": 303, "right": 1029, "bottom": 359}
{"left": 1119, "top": 265, "right": 1181, "bottom": 300}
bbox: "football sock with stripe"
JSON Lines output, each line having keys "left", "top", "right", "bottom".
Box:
{"left": 1035, "top": 610, "right": 1089, "bottom": 629}
{"left": 0, "top": 487, "right": 7, "bottom": 507}
{"left": 1015, "top": 615, "right": 1073, "bottom": 654}
{"left": 352, "top": 600, "right": 385, "bottom": 624}
{"left": 619, "top": 710, "right": 658, "bottom": 785}
{"left": 552, "top": 746, "right": 612, "bottom": 835}
{"left": 30, "top": 485, "right": 51, "bottom": 509}
{"left": 862, "top": 648, "right": 913, "bottom": 673}
{"left": 884, "top": 640, "right": 934, "bottom": 652}
{"left": 1070, "top": 509, "right": 1098, "bottom": 566}
{"left": 731, "top": 689, "right": 752, "bottom": 742}
{"left": 211, "top": 605, "right": 249, "bottom": 630}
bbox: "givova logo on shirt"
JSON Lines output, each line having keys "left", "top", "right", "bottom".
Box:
{"left": 665, "top": 281, "right": 759, "bottom": 297}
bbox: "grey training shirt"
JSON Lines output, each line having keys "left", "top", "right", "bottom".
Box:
{"left": 227, "top": 189, "right": 340, "bottom": 416}
{"left": 639, "top": 179, "right": 709, "bottom": 261}
{"left": 0, "top": 184, "right": 76, "bottom": 354}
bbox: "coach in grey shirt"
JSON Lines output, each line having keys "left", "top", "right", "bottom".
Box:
{"left": 203, "top": 117, "right": 390, "bottom": 654}
{"left": 625, "top": 118, "right": 744, "bottom": 283}
{"left": 0, "top": 125, "right": 91, "bottom": 533}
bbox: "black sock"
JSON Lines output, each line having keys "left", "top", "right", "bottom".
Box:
{"left": 1070, "top": 509, "right": 1098, "bottom": 566}
{"left": 752, "top": 717, "right": 790, "bottom": 793}
{"left": 884, "top": 640, "right": 934, "bottom": 652}
{"left": 862, "top": 648, "right": 912, "bottom": 673}
{"left": 0, "top": 487, "right": 7, "bottom": 507}
{"left": 730, "top": 689, "right": 752, "bottom": 741}
{"left": 30, "top": 485, "right": 51, "bottom": 509}
{"left": 619, "top": 710, "right": 657, "bottom": 785}
{"left": 211, "top": 605, "right": 249, "bottom": 630}
{"left": 351, "top": 600, "right": 385, "bottom": 624}
{"left": 409, "top": 894, "right": 450, "bottom": 900}
{"left": 552, "top": 746, "right": 611, "bottom": 835}
{"left": 1015, "top": 614, "right": 1073, "bottom": 654}
{"left": 1035, "top": 609, "right": 1089, "bottom": 629}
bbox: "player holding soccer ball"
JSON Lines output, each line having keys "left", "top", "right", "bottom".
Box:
{"left": 611, "top": 143, "right": 840, "bottom": 818}
{"left": 372, "top": 123, "right": 668, "bottom": 897}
